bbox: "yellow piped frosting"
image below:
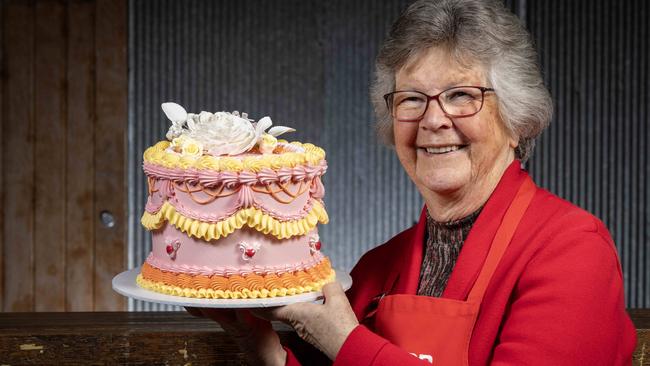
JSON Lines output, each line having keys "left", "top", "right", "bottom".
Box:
{"left": 143, "top": 140, "right": 326, "bottom": 172}
{"left": 141, "top": 201, "right": 329, "bottom": 240}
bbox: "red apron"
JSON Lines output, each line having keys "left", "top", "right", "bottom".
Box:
{"left": 370, "top": 177, "right": 535, "bottom": 365}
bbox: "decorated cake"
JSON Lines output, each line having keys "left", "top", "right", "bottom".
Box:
{"left": 136, "top": 102, "right": 334, "bottom": 299}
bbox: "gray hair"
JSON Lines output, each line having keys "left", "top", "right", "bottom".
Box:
{"left": 371, "top": 0, "right": 553, "bottom": 162}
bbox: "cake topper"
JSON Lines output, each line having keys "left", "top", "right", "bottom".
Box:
{"left": 161, "top": 102, "right": 295, "bottom": 156}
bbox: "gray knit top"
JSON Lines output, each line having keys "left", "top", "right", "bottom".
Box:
{"left": 417, "top": 208, "right": 483, "bottom": 297}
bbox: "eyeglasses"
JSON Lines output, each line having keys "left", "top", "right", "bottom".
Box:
{"left": 383, "top": 86, "right": 495, "bottom": 122}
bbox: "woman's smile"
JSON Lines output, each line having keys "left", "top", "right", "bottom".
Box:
{"left": 418, "top": 144, "right": 468, "bottom": 155}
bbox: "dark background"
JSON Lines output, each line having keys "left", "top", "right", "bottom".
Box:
{"left": 128, "top": 0, "right": 648, "bottom": 310}
{"left": 0, "top": 0, "right": 646, "bottom": 312}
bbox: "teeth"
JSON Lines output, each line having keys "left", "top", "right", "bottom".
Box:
{"left": 425, "top": 146, "right": 461, "bottom": 154}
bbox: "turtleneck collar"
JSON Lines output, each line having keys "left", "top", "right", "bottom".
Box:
{"left": 417, "top": 207, "right": 483, "bottom": 297}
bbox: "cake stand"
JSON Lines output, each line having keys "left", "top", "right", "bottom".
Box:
{"left": 112, "top": 267, "right": 353, "bottom": 308}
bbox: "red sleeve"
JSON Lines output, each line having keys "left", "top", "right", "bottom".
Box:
{"left": 334, "top": 325, "right": 438, "bottom": 366}
{"left": 490, "top": 226, "right": 636, "bottom": 365}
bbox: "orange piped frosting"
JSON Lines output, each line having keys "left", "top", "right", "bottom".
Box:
{"left": 137, "top": 258, "right": 334, "bottom": 299}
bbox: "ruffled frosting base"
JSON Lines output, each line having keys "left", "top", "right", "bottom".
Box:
{"left": 141, "top": 200, "right": 329, "bottom": 240}
{"left": 137, "top": 258, "right": 334, "bottom": 299}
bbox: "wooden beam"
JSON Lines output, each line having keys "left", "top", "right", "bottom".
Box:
{"left": 93, "top": 0, "right": 127, "bottom": 311}
{"left": 65, "top": 0, "right": 96, "bottom": 312}
{"left": 33, "top": 0, "right": 67, "bottom": 312}
{"left": 3, "top": 0, "right": 35, "bottom": 312}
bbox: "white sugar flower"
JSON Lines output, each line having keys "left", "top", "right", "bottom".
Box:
{"left": 191, "top": 112, "right": 258, "bottom": 156}
{"left": 160, "top": 102, "right": 296, "bottom": 156}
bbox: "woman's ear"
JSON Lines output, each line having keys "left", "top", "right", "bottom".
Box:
{"left": 509, "top": 135, "right": 519, "bottom": 149}
{"left": 506, "top": 125, "right": 520, "bottom": 149}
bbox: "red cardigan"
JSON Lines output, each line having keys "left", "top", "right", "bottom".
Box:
{"left": 286, "top": 162, "right": 636, "bottom": 365}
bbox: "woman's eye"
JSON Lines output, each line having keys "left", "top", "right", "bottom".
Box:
{"left": 397, "top": 96, "right": 424, "bottom": 105}
{"left": 448, "top": 91, "right": 470, "bottom": 100}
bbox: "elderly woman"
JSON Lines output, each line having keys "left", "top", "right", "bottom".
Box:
{"left": 191, "top": 0, "right": 637, "bottom": 364}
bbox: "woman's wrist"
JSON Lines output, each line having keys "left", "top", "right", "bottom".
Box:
{"left": 331, "top": 322, "right": 358, "bottom": 359}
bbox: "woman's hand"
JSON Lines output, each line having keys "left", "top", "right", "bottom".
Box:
{"left": 262, "top": 282, "right": 359, "bottom": 360}
{"left": 186, "top": 307, "right": 287, "bottom": 366}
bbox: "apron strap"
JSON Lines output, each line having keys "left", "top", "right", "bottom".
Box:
{"left": 467, "top": 176, "right": 536, "bottom": 303}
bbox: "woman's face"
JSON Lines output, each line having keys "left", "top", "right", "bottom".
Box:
{"left": 393, "top": 48, "right": 517, "bottom": 219}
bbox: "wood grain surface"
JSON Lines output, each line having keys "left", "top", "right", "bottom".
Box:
{"left": 0, "top": 311, "right": 647, "bottom": 365}
{"left": 93, "top": 0, "right": 127, "bottom": 312}
{"left": 34, "top": 0, "right": 67, "bottom": 312}
{"left": 65, "top": 0, "right": 97, "bottom": 312}
{"left": 1, "top": 0, "right": 127, "bottom": 311}
{"left": 3, "top": 0, "right": 36, "bottom": 312}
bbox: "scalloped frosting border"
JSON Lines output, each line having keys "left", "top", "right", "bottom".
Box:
{"left": 143, "top": 140, "right": 326, "bottom": 173}
{"left": 137, "top": 258, "right": 334, "bottom": 299}
{"left": 141, "top": 200, "right": 329, "bottom": 240}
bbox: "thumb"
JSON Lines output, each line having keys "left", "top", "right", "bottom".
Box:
{"left": 321, "top": 282, "right": 346, "bottom": 305}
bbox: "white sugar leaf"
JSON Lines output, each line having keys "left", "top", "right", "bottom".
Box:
{"left": 268, "top": 126, "right": 296, "bottom": 137}
{"left": 161, "top": 102, "right": 187, "bottom": 123}
{"left": 255, "top": 116, "right": 273, "bottom": 136}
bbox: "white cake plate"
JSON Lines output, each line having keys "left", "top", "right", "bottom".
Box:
{"left": 112, "top": 267, "right": 352, "bottom": 308}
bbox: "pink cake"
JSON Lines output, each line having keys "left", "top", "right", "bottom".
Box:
{"left": 137, "top": 103, "right": 334, "bottom": 299}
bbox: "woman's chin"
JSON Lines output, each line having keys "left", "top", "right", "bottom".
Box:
{"left": 415, "top": 165, "right": 469, "bottom": 196}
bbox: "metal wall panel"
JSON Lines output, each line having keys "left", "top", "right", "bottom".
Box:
{"left": 526, "top": 0, "right": 649, "bottom": 308}
{"left": 128, "top": 0, "right": 648, "bottom": 310}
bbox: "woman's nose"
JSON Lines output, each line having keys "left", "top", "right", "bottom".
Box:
{"left": 419, "top": 98, "right": 452, "bottom": 130}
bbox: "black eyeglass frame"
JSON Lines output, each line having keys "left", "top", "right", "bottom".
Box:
{"left": 383, "top": 86, "right": 495, "bottom": 122}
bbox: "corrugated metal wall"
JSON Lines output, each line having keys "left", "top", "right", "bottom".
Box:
{"left": 526, "top": 0, "right": 649, "bottom": 308}
{"left": 128, "top": 0, "right": 648, "bottom": 310}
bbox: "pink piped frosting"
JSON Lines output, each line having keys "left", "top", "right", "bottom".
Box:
{"left": 238, "top": 171, "right": 258, "bottom": 185}
{"left": 277, "top": 168, "right": 293, "bottom": 183}
{"left": 220, "top": 171, "right": 240, "bottom": 189}
{"left": 237, "top": 185, "right": 256, "bottom": 208}
{"left": 291, "top": 167, "right": 306, "bottom": 182}
{"left": 258, "top": 168, "right": 277, "bottom": 185}
{"left": 198, "top": 170, "right": 222, "bottom": 187}
{"left": 145, "top": 172, "right": 317, "bottom": 222}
